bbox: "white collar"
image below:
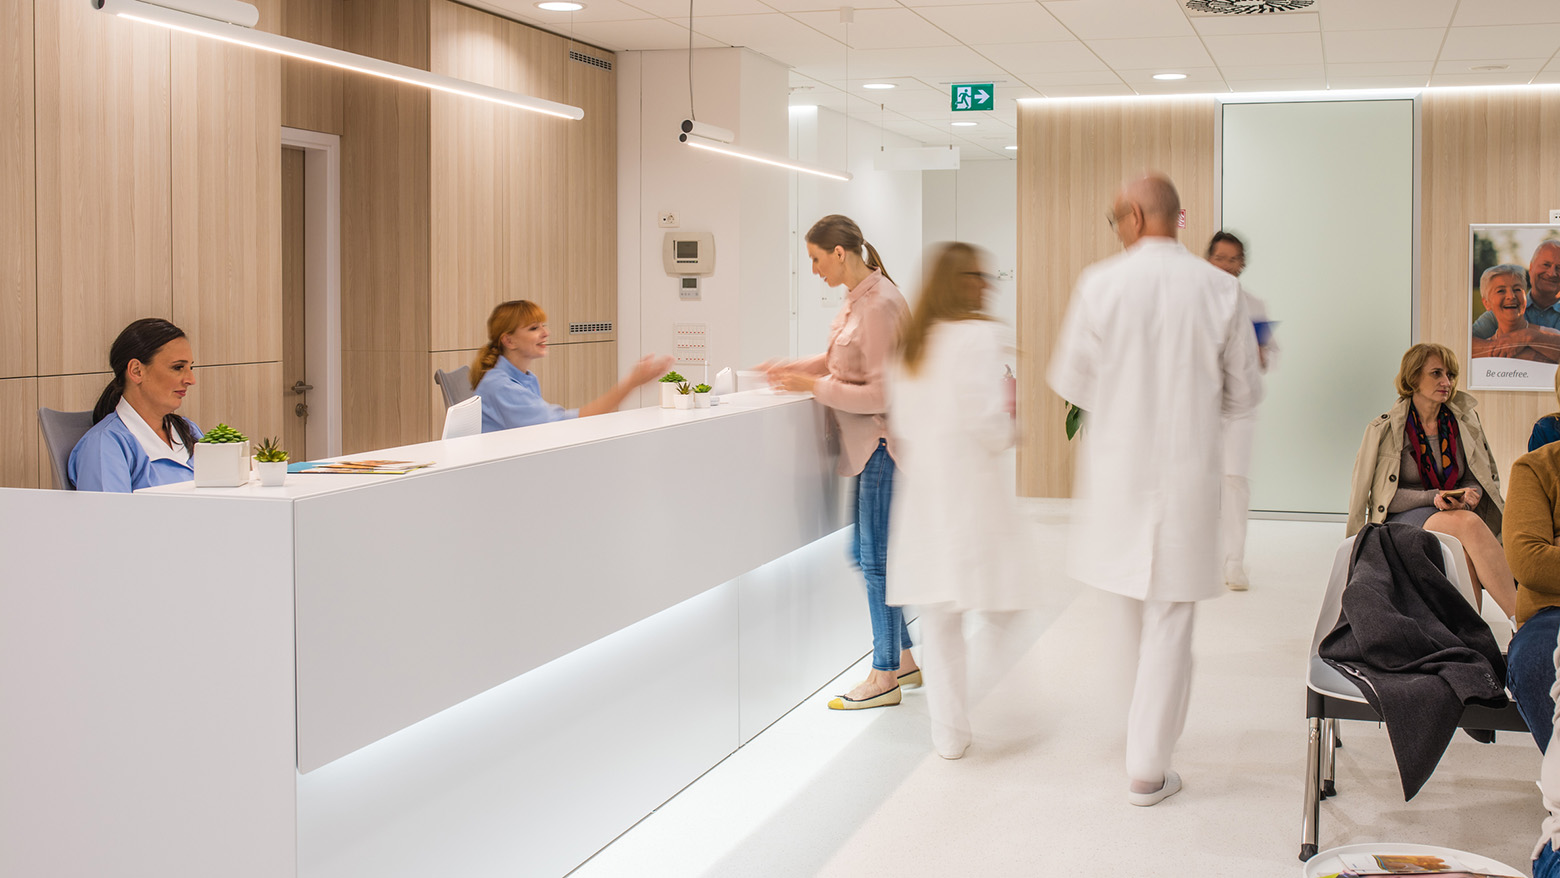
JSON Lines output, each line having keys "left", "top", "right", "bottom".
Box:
{"left": 116, "top": 397, "right": 190, "bottom": 463}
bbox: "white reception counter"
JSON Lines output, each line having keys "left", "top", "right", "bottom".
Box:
{"left": 0, "top": 391, "right": 870, "bottom": 877}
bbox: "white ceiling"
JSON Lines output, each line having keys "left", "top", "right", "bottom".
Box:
{"left": 467, "top": 0, "right": 1560, "bottom": 160}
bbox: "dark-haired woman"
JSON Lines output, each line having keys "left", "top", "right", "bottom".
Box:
{"left": 68, "top": 318, "right": 203, "bottom": 492}
{"left": 766, "top": 214, "right": 918, "bottom": 710}
{"left": 471, "top": 299, "right": 670, "bottom": 433}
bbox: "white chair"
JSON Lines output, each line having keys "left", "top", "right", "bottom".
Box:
{"left": 441, "top": 395, "right": 483, "bottom": 440}
{"left": 1300, "top": 530, "right": 1526, "bottom": 861}
{"left": 434, "top": 366, "right": 474, "bottom": 409}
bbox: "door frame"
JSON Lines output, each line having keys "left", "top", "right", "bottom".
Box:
{"left": 281, "top": 127, "right": 343, "bottom": 458}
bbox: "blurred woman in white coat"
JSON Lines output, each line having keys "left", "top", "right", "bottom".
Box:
{"left": 887, "top": 243, "right": 1028, "bottom": 760}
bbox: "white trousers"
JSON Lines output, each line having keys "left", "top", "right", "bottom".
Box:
{"left": 1107, "top": 594, "right": 1197, "bottom": 784}
{"left": 919, "top": 606, "right": 972, "bottom": 757}
{"left": 1221, "top": 413, "right": 1257, "bottom": 576}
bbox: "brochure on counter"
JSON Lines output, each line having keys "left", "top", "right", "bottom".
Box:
{"left": 288, "top": 459, "right": 435, "bottom": 475}
{"left": 1322, "top": 851, "right": 1519, "bottom": 877}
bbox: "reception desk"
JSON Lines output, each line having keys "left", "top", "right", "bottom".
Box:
{"left": 0, "top": 392, "right": 869, "bottom": 877}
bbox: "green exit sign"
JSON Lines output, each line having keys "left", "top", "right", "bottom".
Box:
{"left": 952, "top": 83, "right": 994, "bottom": 112}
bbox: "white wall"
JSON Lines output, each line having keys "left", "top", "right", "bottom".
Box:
{"left": 788, "top": 106, "right": 925, "bottom": 358}
{"left": 922, "top": 160, "right": 1018, "bottom": 325}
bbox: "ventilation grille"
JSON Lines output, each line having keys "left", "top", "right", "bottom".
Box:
{"left": 1185, "top": 0, "right": 1313, "bottom": 13}
{"left": 570, "top": 322, "right": 613, "bottom": 334}
{"left": 570, "top": 51, "right": 613, "bottom": 71}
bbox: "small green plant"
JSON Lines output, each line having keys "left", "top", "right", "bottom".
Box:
{"left": 1064, "top": 402, "right": 1084, "bottom": 441}
{"left": 659, "top": 371, "right": 687, "bottom": 384}
{"left": 254, "top": 437, "right": 289, "bottom": 463}
{"left": 693, "top": 383, "right": 712, "bottom": 394}
{"left": 200, "top": 423, "right": 248, "bottom": 444}
{"left": 675, "top": 381, "right": 694, "bottom": 395}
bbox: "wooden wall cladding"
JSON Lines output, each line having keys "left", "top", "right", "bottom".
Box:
{"left": 344, "top": 351, "right": 432, "bottom": 455}
{"left": 0, "top": 0, "right": 35, "bottom": 380}
{"left": 171, "top": 33, "right": 283, "bottom": 368}
{"left": 1422, "top": 88, "right": 1560, "bottom": 486}
{"left": 34, "top": 1, "right": 172, "bottom": 377}
{"left": 565, "top": 46, "right": 617, "bottom": 345}
{"left": 179, "top": 362, "right": 288, "bottom": 449}
{"left": 0, "top": 378, "right": 39, "bottom": 489}
{"left": 1015, "top": 97, "right": 1218, "bottom": 497}
{"left": 278, "top": 0, "right": 345, "bottom": 134}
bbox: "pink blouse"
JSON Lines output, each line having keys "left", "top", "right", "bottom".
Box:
{"left": 793, "top": 270, "right": 908, "bottom": 476}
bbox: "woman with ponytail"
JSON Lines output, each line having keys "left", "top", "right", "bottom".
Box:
{"left": 766, "top": 214, "right": 918, "bottom": 710}
{"left": 471, "top": 300, "right": 671, "bottom": 433}
{"left": 68, "top": 318, "right": 203, "bottom": 492}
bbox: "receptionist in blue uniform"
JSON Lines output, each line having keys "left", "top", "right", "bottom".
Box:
{"left": 471, "top": 300, "right": 671, "bottom": 432}
{"left": 69, "top": 318, "right": 203, "bottom": 492}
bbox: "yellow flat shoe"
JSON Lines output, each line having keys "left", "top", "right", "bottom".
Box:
{"left": 827, "top": 686, "right": 902, "bottom": 710}
{"left": 897, "top": 669, "right": 923, "bottom": 689}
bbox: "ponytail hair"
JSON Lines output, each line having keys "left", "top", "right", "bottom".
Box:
{"left": 901, "top": 242, "right": 993, "bottom": 376}
{"left": 471, "top": 300, "right": 548, "bottom": 388}
{"left": 806, "top": 214, "right": 894, "bottom": 286}
{"left": 93, "top": 317, "right": 199, "bottom": 450}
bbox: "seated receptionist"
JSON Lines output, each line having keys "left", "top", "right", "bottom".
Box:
{"left": 471, "top": 300, "right": 672, "bottom": 433}
{"left": 69, "top": 318, "right": 204, "bottom": 493}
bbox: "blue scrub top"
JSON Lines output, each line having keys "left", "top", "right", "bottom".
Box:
{"left": 68, "top": 408, "right": 203, "bottom": 492}
{"left": 475, "top": 356, "right": 578, "bottom": 433}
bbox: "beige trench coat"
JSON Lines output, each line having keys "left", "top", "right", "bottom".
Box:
{"left": 1345, "top": 392, "right": 1504, "bottom": 538}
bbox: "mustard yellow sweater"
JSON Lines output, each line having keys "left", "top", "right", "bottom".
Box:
{"left": 1506, "top": 441, "right": 1560, "bottom": 624}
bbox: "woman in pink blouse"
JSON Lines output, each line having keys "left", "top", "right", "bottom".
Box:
{"left": 768, "top": 215, "right": 918, "bottom": 710}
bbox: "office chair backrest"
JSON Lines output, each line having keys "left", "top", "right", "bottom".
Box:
{"left": 434, "top": 366, "right": 474, "bottom": 409}
{"left": 38, "top": 408, "right": 95, "bottom": 490}
{"left": 442, "top": 394, "right": 483, "bottom": 441}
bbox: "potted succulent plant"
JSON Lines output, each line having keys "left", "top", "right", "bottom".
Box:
{"left": 673, "top": 381, "right": 696, "bottom": 410}
{"left": 658, "top": 370, "right": 687, "bottom": 408}
{"left": 253, "top": 437, "right": 290, "bottom": 487}
{"left": 693, "top": 383, "right": 713, "bottom": 408}
{"left": 193, "top": 422, "right": 251, "bottom": 487}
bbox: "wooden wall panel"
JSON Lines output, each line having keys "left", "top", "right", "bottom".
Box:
{"left": 547, "top": 341, "right": 616, "bottom": 411}
{"left": 34, "top": 1, "right": 171, "bottom": 376}
{"left": 179, "top": 362, "right": 288, "bottom": 449}
{"left": 171, "top": 33, "right": 283, "bottom": 367}
{"left": 344, "top": 352, "right": 432, "bottom": 455}
{"left": 1, "top": 378, "right": 39, "bottom": 489}
{"left": 0, "top": 0, "right": 35, "bottom": 380}
{"left": 565, "top": 46, "right": 617, "bottom": 343}
{"left": 36, "top": 373, "right": 111, "bottom": 489}
{"left": 1015, "top": 97, "right": 1219, "bottom": 497}
{"left": 1422, "top": 89, "right": 1560, "bottom": 486}
{"left": 278, "top": 0, "right": 345, "bottom": 134}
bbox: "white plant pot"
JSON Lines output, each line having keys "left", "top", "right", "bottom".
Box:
{"left": 673, "top": 394, "right": 695, "bottom": 410}
{"left": 255, "top": 460, "right": 288, "bottom": 487}
{"left": 660, "top": 383, "right": 679, "bottom": 408}
{"left": 194, "top": 440, "right": 251, "bottom": 487}
{"left": 693, "top": 392, "right": 712, "bottom": 409}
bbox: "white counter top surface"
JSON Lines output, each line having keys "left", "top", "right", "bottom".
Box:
{"left": 140, "top": 390, "right": 813, "bottom": 500}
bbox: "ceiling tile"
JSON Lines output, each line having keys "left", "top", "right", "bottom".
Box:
{"left": 1322, "top": 29, "right": 1445, "bottom": 63}
{"left": 1225, "top": 78, "right": 1328, "bottom": 93}
{"left": 1030, "top": 83, "right": 1135, "bottom": 97}
{"left": 565, "top": 19, "right": 725, "bottom": 50}
{"left": 1113, "top": 66, "right": 1222, "bottom": 85}
{"left": 1018, "top": 70, "right": 1124, "bottom": 87}
{"left": 694, "top": 13, "right": 841, "bottom": 52}
{"left": 629, "top": 0, "right": 772, "bottom": 15}
{"left": 1041, "top": 0, "right": 1195, "bottom": 41}
{"left": 1202, "top": 32, "right": 1323, "bottom": 67}
{"left": 1192, "top": 11, "right": 1318, "bottom": 36}
{"left": 1325, "top": 60, "right": 1434, "bottom": 77}
{"left": 1085, "top": 36, "right": 1215, "bottom": 70}
{"left": 1451, "top": 0, "right": 1560, "bottom": 27}
{"left": 1535, "top": 71, "right": 1560, "bottom": 83}
{"left": 821, "top": 45, "right": 1001, "bottom": 79}
{"left": 1134, "top": 78, "right": 1226, "bottom": 95}
{"left": 1429, "top": 71, "right": 1543, "bottom": 87}
{"left": 478, "top": 0, "right": 653, "bottom": 24}
{"left": 1218, "top": 62, "right": 1324, "bottom": 80}
{"left": 1318, "top": 0, "right": 1455, "bottom": 32}
{"left": 975, "top": 41, "right": 1107, "bottom": 74}
{"left": 911, "top": 4, "right": 1073, "bottom": 45}
{"left": 789, "top": 9, "right": 964, "bottom": 50}
{"left": 757, "top": 0, "right": 899, "bottom": 11}
{"left": 1325, "top": 74, "right": 1430, "bottom": 90}
{"left": 1439, "top": 24, "right": 1560, "bottom": 61}
{"left": 1433, "top": 57, "right": 1549, "bottom": 75}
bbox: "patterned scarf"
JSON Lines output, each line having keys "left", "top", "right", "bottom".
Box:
{"left": 1405, "top": 403, "right": 1462, "bottom": 490}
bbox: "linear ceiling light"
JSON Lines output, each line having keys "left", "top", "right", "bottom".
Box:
{"left": 93, "top": 0, "right": 586, "bottom": 121}
{"left": 677, "top": 119, "right": 852, "bottom": 182}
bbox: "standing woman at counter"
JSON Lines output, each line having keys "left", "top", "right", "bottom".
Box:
{"left": 69, "top": 318, "right": 203, "bottom": 492}
{"left": 767, "top": 215, "right": 918, "bottom": 710}
{"left": 471, "top": 300, "right": 671, "bottom": 433}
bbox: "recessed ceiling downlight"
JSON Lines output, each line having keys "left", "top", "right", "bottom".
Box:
{"left": 863, "top": 83, "right": 896, "bottom": 90}
{"left": 536, "top": 1, "right": 584, "bottom": 10}
{"left": 1005, "top": 145, "right": 1017, "bottom": 150}
{"left": 1470, "top": 64, "right": 1509, "bottom": 72}
{"left": 1153, "top": 72, "right": 1188, "bottom": 81}
{"left": 1185, "top": 0, "right": 1314, "bottom": 13}
{"left": 952, "top": 121, "right": 977, "bottom": 126}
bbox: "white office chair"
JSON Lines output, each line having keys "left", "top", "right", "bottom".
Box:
{"left": 441, "top": 395, "right": 483, "bottom": 440}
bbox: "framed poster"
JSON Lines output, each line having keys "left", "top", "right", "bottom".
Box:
{"left": 1467, "top": 224, "right": 1560, "bottom": 391}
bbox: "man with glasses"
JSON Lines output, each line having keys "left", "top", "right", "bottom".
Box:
{"left": 1049, "top": 172, "right": 1263, "bottom": 807}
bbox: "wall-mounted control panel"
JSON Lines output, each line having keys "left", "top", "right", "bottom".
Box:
{"left": 664, "top": 232, "right": 715, "bottom": 277}
{"left": 679, "top": 277, "right": 701, "bottom": 301}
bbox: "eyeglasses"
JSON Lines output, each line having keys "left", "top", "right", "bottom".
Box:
{"left": 1106, "top": 208, "right": 1131, "bottom": 230}
{"left": 963, "top": 271, "right": 995, "bottom": 281}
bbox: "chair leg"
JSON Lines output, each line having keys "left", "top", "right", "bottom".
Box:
{"left": 1301, "top": 717, "right": 1322, "bottom": 861}
{"left": 1321, "top": 718, "right": 1337, "bottom": 798}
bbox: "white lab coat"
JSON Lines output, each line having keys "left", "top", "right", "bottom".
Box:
{"left": 887, "top": 320, "right": 1033, "bottom": 611}
{"left": 1048, "top": 237, "right": 1264, "bottom": 602}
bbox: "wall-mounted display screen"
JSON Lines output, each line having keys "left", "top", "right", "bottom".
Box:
{"left": 676, "top": 240, "right": 699, "bottom": 260}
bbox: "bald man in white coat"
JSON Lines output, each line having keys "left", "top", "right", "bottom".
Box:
{"left": 1048, "top": 173, "right": 1264, "bottom": 806}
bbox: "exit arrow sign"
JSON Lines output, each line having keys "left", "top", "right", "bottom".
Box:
{"left": 952, "top": 83, "right": 993, "bottom": 112}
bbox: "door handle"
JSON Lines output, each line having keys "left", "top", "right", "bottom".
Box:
{"left": 291, "top": 380, "right": 313, "bottom": 395}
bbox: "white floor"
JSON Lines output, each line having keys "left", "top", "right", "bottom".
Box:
{"left": 568, "top": 506, "right": 1546, "bottom": 878}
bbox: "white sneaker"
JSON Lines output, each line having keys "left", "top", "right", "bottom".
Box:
{"left": 1225, "top": 565, "right": 1249, "bottom": 592}
{"left": 1127, "top": 770, "right": 1183, "bottom": 807}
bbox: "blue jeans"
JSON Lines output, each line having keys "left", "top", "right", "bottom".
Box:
{"left": 1509, "top": 606, "right": 1560, "bottom": 751}
{"left": 854, "top": 440, "right": 911, "bottom": 672}
{"left": 1537, "top": 841, "right": 1560, "bottom": 878}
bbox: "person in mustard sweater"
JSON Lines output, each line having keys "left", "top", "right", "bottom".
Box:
{"left": 1504, "top": 440, "right": 1560, "bottom": 750}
